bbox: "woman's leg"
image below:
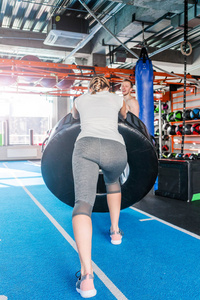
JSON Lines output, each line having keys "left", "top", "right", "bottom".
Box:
{"left": 72, "top": 215, "right": 93, "bottom": 275}
{"left": 101, "top": 140, "right": 127, "bottom": 236}
{"left": 72, "top": 138, "right": 99, "bottom": 276}
{"left": 107, "top": 192, "right": 121, "bottom": 232}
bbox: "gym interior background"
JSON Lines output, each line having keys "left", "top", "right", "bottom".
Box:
{"left": 1, "top": 1, "right": 200, "bottom": 299}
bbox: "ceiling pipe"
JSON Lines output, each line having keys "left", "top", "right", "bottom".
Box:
{"left": 149, "top": 37, "right": 184, "bottom": 57}
{"left": 76, "top": 0, "right": 139, "bottom": 59}
{"left": 149, "top": 22, "right": 200, "bottom": 58}
{"left": 107, "top": 13, "right": 172, "bottom": 57}
{"left": 65, "top": 3, "right": 127, "bottom": 59}
{"left": 73, "top": 1, "right": 198, "bottom": 85}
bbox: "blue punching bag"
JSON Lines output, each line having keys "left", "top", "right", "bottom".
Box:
{"left": 135, "top": 47, "right": 154, "bottom": 136}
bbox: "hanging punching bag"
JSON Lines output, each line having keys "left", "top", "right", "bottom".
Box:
{"left": 135, "top": 47, "right": 154, "bottom": 136}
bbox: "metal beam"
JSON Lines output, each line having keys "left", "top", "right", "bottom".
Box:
{"left": 0, "top": 27, "right": 91, "bottom": 60}
{"left": 77, "top": 0, "right": 139, "bottom": 59}
{"left": 65, "top": 2, "right": 129, "bottom": 59}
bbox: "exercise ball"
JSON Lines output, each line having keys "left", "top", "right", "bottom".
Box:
{"left": 175, "top": 124, "right": 183, "bottom": 135}
{"left": 162, "top": 152, "right": 170, "bottom": 158}
{"left": 40, "top": 77, "right": 57, "bottom": 88}
{"left": 155, "top": 129, "right": 164, "bottom": 136}
{"left": 154, "top": 119, "right": 159, "bottom": 126}
{"left": 162, "top": 123, "right": 170, "bottom": 131}
{"left": 175, "top": 153, "right": 184, "bottom": 159}
{"left": 190, "top": 108, "right": 200, "bottom": 120}
{"left": 162, "top": 103, "right": 168, "bottom": 110}
{"left": 162, "top": 144, "right": 169, "bottom": 151}
{"left": 167, "top": 112, "right": 175, "bottom": 122}
{"left": 56, "top": 69, "right": 75, "bottom": 90}
{"left": 174, "top": 111, "right": 183, "bottom": 121}
{"left": 185, "top": 109, "right": 192, "bottom": 120}
{"left": 163, "top": 134, "right": 169, "bottom": 141}
{"left": 185, "top": 124, "right": 192, "bottom": 135}
{"left": 167, "top": 153, "right": 177, "bottom": 158}
{"left": 162, "top": 113, "right": 167, "bottom": 121}
{"left": 0, "top": 74, "right": 16, "bottom": 86}
{"left": 20, "top": 55, "right": 41, "bottom": 83}
{"left": 167, "top": 125, "right": 176, "bottom": 135}
{"left": 189, "top": 153, "right": 198, "bottom": 160}
{"left": 183, "top": 153, "right": 191, "bottom": 159}
{"left": 191, "top": 123, "right": 200, "bottom": 134}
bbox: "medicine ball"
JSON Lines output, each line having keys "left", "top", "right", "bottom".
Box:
{"left": 167, "top": 112, "right": 175, "bottom": 122}
{"left": 162, "top": 123, "right": 170, "bottom": 131}
{"left": 185, "top": 109, "right": 192, "bottom": 120}
{"left": 162, "top": 145, "right": 169, "bottom": 151}
{"left": 191, "top": 123, "right": 200, "bottom": 134}
{"left": 190, "top": 108, "right": 200, "bottom": 120}
{"left": 189, "top": 153, "right": 198, "bottom": 160}
{"left": 154, "top": 128, "right": 159, "bottom": 136}
{"left": 167, "top": 125, "right": 176, "bottom": 135}
{"left": 154, "top": 119, "right": 159, "bottom": 126}
{"left": 184, "top": 124, "right": 192, "bottom": 135}
{"left": 175, "top": 153, "right": 184, "bottom": 160}
{"left": 163, "top": 134, "right": 169, "bottom": 141}
{"left": 167, "top": 152, "right": 177, "bottom": 159}
{"left": 155, "top": 129, "right": 164, "bottom": 136}
{"left": 162, "top": 113, "right": 167, "bottom": 121}
{"left": 154, "top": 106, "right": 164, "bottom": 113}
{"left": 183, "top": 153, "right": 191, "bottom": 160}
{"left": 162, "top": 103, "right": 169, "bottom": 110}
{"left": 174, "top": 111, "right": 183, "bottom": 121}
{"left": 162, "top": 152, "right": 169, "bottom": 158}
{"left": 175, "top": 124, "right": 183, "bottom": 135}
{"left": 154, "top": 105, "right": 159, "bottom": 113}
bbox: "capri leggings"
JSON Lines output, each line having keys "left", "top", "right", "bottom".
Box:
{"left": 72, "top": 137, "right": 127, "bottom": 218}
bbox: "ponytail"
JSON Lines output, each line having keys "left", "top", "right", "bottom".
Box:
{"left": 89, "top": 76, "right": 110, "bottom": 94}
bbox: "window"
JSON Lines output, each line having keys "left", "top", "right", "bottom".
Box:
{"left": 0, "top": 93, "right": 53, "bottom": 145}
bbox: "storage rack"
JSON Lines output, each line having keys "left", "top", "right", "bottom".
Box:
{"left": 170, "top": 88, "right": 200, "bottom": 154}
{"left": 0, "top": 58, "right": 199, "bottom": 97}
{"left": 154, "top": 99, "right": 171, "bottom": 158}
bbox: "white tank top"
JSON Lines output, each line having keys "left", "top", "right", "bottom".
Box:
{"left": 75, "top": 91, "right": 125, "bottom": 145}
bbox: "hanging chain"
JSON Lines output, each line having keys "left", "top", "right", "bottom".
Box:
{"left": 181, "top": 0, "right": 188, "bottom": 154}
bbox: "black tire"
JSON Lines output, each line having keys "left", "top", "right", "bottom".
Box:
{"left": 41, "top": 112, "right": 158, "bottom": 212}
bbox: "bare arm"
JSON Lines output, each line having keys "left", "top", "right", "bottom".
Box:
{"left": 72, "top": 102, "right": 79, "bottom": 119}
{"left": 126, "top": 98, "right": 139, "bottom": 117}
{"left": 119, "top": 100, "right": 127, "bottom": 119}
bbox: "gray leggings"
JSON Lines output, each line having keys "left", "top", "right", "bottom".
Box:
{"left": 72, "top": 137, "right": 127, "bottom": 218}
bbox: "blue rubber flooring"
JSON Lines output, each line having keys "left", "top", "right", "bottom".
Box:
{"left": 0, "top": 161, "right": 200, "bottom": 300}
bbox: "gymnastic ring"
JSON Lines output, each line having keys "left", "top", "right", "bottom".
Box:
{"left": 180, "top": 41, "right": 192, "bottom": 56}
{"left": 41, "top": 112, "right": 158, "bottom": 212}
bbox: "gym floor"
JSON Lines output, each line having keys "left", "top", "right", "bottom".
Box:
{"left": 1, "top": 160, "right": 200, "bottom": 300}
{"left": 134, "top": 192, "right": 200, "bottom": 236}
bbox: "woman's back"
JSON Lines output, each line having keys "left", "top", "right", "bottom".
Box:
{"left": 75, "top": 90, "right": 124, "bottom": 145}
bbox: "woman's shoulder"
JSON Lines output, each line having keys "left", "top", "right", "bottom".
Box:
{"left": 108, "top": 92, "right": 123, "bottom": 103}
{"left": 75, "top": 92, "right": 91, "bottom": 102}
{"left": 106, "top": 92, "right": 121, "bottom": 98}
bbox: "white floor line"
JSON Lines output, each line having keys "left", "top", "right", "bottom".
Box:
{"left": 3, "top": 163, "right": 128, "bottom": 300}
{"left": 139, "top": 218, "right": 155, "bottom": 222}
{"left": 27, "top": 160, "right": 41, "bottom": 166}
{"left": 131, "top": 206, "right": 200, "bottom": 240}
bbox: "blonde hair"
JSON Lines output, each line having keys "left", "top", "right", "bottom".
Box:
{"left": 89, "top": 76, "right": 110, "bottom": 94}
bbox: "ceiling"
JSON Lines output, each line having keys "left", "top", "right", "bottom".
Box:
{"left": 0, "top": 0, "right": 200, "bottom": 75}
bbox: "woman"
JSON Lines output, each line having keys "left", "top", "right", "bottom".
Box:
{"left": 72, "top": 75, "right": 127, "bottom": 298}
